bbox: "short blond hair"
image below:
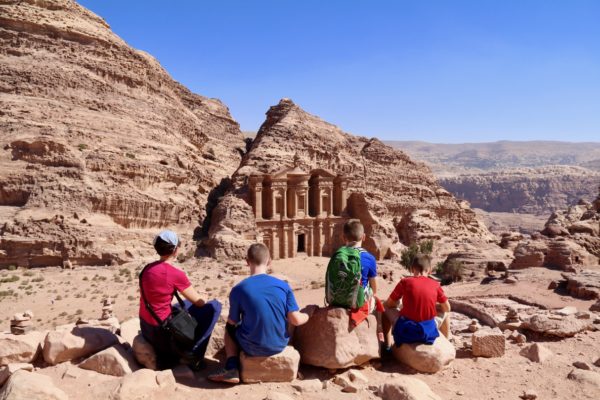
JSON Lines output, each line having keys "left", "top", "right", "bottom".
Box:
{"left": 247, "top": 243, "right": 270, "bottom": 265}
{"left": 343, "top": 219, "right": 364, "bottom": 242}
{"left": 412, "top": 254, "right": 432, "bottom": 274}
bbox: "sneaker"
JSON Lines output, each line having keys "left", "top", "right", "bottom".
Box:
{"left": 208, "top": 367, "right": 240, "bottom": 384}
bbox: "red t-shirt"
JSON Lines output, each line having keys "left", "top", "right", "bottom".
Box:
{"left": 139, "top": 261, "right": 191, "bottom": 326}
{"left": 389, "top": 276, "right": 448, "bottom": 322}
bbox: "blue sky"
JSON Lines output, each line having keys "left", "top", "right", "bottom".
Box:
{"left": 78, "top": 0, "right": 600, "bottom": 143}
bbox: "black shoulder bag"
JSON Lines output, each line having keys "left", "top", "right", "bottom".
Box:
{"left": 139, "top": 263, "right": 198, "bottom": 348}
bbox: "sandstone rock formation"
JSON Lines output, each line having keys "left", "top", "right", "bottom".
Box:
{"left": 207, "top": 98, "right": 495, "bottom": 261}
{"left": 78, "top": 345, "right": 139, "bottom": 377}
{"left": 293, "top": 306, "right": 380, "bottom": 369}
{"left": 471, "top": 329, "right": 505, "bottom": 358}
{"left": 378, "top": 375, "right": 443, "bottom": 400}
{"left": 392, "top": 335, "right": 455, "bottom": 373}
{"left": 561, "top": 271, "right": 600, "bottom": 300}
{"left": 0, "top": 0, "right": 245, "bottom": 267}
{"left": 43, "top": 325, "right": 118, "bottom": 365}
{"left": 0, "top": 370, "right": 68, "bottom": 400}
{"left": 509, "top": 189, "right": 600, "bottom": 270}
{"left": 0, "top": 330, "right": 45, "bottom": 365}
{"left": 240, "top": 346, "right": 300, "bottom": 383}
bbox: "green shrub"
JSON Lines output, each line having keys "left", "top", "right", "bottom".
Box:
{"left": 78, "top": 143, "right": 88, "bottom": 151}
{"left": 0, "top": 274, "right": 19, "bottom": 283}
{"left": 400, "top": 240, "right": 435, "bottom": 271}
{"left": 7, "top": 265, "right": 16, "bottom": 271}
{"left": 438, "top": 259, "right": 464, "bottom": 284}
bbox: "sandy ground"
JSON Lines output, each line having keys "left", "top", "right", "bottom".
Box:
{"left": 1, "top": 257, "right": 600, "bottom": 399}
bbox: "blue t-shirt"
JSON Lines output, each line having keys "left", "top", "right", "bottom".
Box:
{"left": 228, "top": 274, "right": 299, "bottom": 356}
{"left": 359, "top": 249, "right": 377, "bottom": 288}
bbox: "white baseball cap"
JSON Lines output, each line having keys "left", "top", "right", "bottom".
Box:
{"left": 154, "top": 230, "right": 179, "bottom": 247}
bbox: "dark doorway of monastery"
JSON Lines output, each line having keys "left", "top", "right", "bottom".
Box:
{"left": 297, "top": 233, "right": 306, "bottom": 253}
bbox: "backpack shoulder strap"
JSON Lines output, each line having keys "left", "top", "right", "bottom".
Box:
{"left": 139, "top": 263, "right": 164, "bottom": 326}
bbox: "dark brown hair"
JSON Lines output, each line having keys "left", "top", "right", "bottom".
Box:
{"left": 343, "top": 219, "right": 364, "bottom": 242}
{"left": 247, "top": 243, "right": 270, "bottom": 265}
{"left": 154, "top": 237, "right": 177, "bottom": 256}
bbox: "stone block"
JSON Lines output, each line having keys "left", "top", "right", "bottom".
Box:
{"left": 472, "top": 329, "right": 505, "bottom": 358}
{"left": 240, "top": 346, "right": 300, "bottom": 383}
{"left": 392, "top": 335, "right": 456, "bottom": 373}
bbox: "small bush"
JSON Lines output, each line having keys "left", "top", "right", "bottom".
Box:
{"left": 400, "top": 240, "right": 435, "bottom": 271}
{"left": 7, "top": 265, "right": 16, "bottom": 271}
{"left": 0, "top": 274, "right": 20, "bottom": 283}
{"left": 125, "top": 153, "right": 136, "bottom": 159}
{"left": 31, "top": 276, "right": 44, "bottom": 283}
{"left": 78, "top": 143, "right": 88, "bottom": 151}
{"left": 23, "top": 271, "right": 34, "bottom": 277}
{"left": 438, "top": 259, "right": 464, "bottom": 284}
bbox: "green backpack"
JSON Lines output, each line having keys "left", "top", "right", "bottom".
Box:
{"left": 325, "top": 246, "right": 365, "bottom": 309}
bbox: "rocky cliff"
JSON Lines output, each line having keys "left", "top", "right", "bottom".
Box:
{"left": 0, "top": 0, "right": 245, "bottom": 267}
{"left": 207, "top": 98, "right": 498, "bottom": 261}
{"left": 440, "top": 166, "right": 600, "bottom": 214}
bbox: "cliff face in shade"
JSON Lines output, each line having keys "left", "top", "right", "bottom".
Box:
{"left": 0, "top": 0, "right": 245, "bottom": 267}
{"left": 207, "top": 99, "right": 496, "bottom": 260}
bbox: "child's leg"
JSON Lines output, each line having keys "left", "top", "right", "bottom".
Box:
{"left": 382, "top": 307, "right": 399, "bottom": 348}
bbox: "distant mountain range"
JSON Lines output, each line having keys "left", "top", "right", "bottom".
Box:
{"left": 386, "top": 141, "right": 600, "bottom": 216}
{"left": 385, "top": 140, "right": 600, "bottom": 176}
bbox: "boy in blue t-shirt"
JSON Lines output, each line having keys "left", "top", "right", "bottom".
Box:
{"left": 343, "top": 219, "right": 378, "bottom": 304}
{"left": 208, "top": 243, "right": 310, "bottom": 384}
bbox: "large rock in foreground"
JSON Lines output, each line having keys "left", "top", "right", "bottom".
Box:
{"left": 294, "top": 307, "right": 379, "bottom": 369}
{"left": 0, "top": 370, "right": 68, "bottom": 400}
{"left": 0, "top": 331, "right": 45, "bottom": 365}
{"left": 392, "top": 335, "right": 455, "bottom": 373}
{"left": 240, "top": 346, "right": 299, "bottom": 383}
{"left": 110, "top": 368, "right": 176, "bottom": 400}
{"left": 43, "top": 326, "right": 119, "bottom": 365}
{"left": 378, "top": 375, "right": 442, "bottom": 400}
{"left": 78, "top": 345, "right": 139, "bottom": 376}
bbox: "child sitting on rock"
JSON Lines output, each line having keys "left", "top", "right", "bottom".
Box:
{"left": 208, "top": 243, "right": 310, "bottom": 384}
{"left": 139, "top": 230, "right": 221, "bottom": 370}
{"left": 383, "top": 254, "right": 451, "bottom": 348}
{"left": 325, "top": 219, "right": 378, "bottom": 321}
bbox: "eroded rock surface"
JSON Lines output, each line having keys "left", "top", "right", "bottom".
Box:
{"left": 0, "top": 0, "right": 245, "bottom": 267}
{"left": 294, "top": 306, "right": 379, "bottom": 369}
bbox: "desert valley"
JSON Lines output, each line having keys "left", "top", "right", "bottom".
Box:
{"left": 1, "top": 1, "right": 600, "bottom": 400}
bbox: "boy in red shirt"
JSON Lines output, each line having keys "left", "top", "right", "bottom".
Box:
{"left": 383, "top": 254, "right": 450, "bottom": 347}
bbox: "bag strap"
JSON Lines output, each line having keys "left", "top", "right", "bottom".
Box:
{"left": 139, "top": 263, "right": 165, "bottom": 326}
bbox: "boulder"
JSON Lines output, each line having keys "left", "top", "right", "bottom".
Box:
{"left": 521, "top": 314, "right": 589, "bottom": 337}
{"left": 378, "top": 376, "right": 443, "bottom": 400}
{"left": 110, "top": 368, "right": 175, "bottom": 400}
{"left": 392, "top": 335, "right": 455, "bottom": 373}
{"left": 78, "top": 345, "right": 139, "bottom": 376}
{"left": 0, "top": 363, "right": 33, "bottom": 386}
{"left": 0, "top": 331, "right": 45, "bottom": 365}
{"left": 472, "top": 329, "right": 505, "bottom": 358}
{"left": 520, "top": 343, "right": 553, "bottom": 363}
{"left": 567, "top": 369, "right": 600, "bottom": 388}
{"left": 131, "top": 334, "right": 157, "bottom": 370}
{"left": 118, "top": 318, "right": 140, "bottom": 346}
{"left": 0, "top": 370, "right": 68, "bottom": 400}
{"left": 240, "top": 346, "right": 300, "bottom": 383}
{"left": 294, "top": 307, "right": 380, "bottom": 369}
{"left": 43, "top": 326, "right": 119, "bottom": 365}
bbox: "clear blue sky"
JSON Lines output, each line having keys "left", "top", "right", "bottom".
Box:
{"left": 78, "top": 0, "right": 600, "bottom": 143}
